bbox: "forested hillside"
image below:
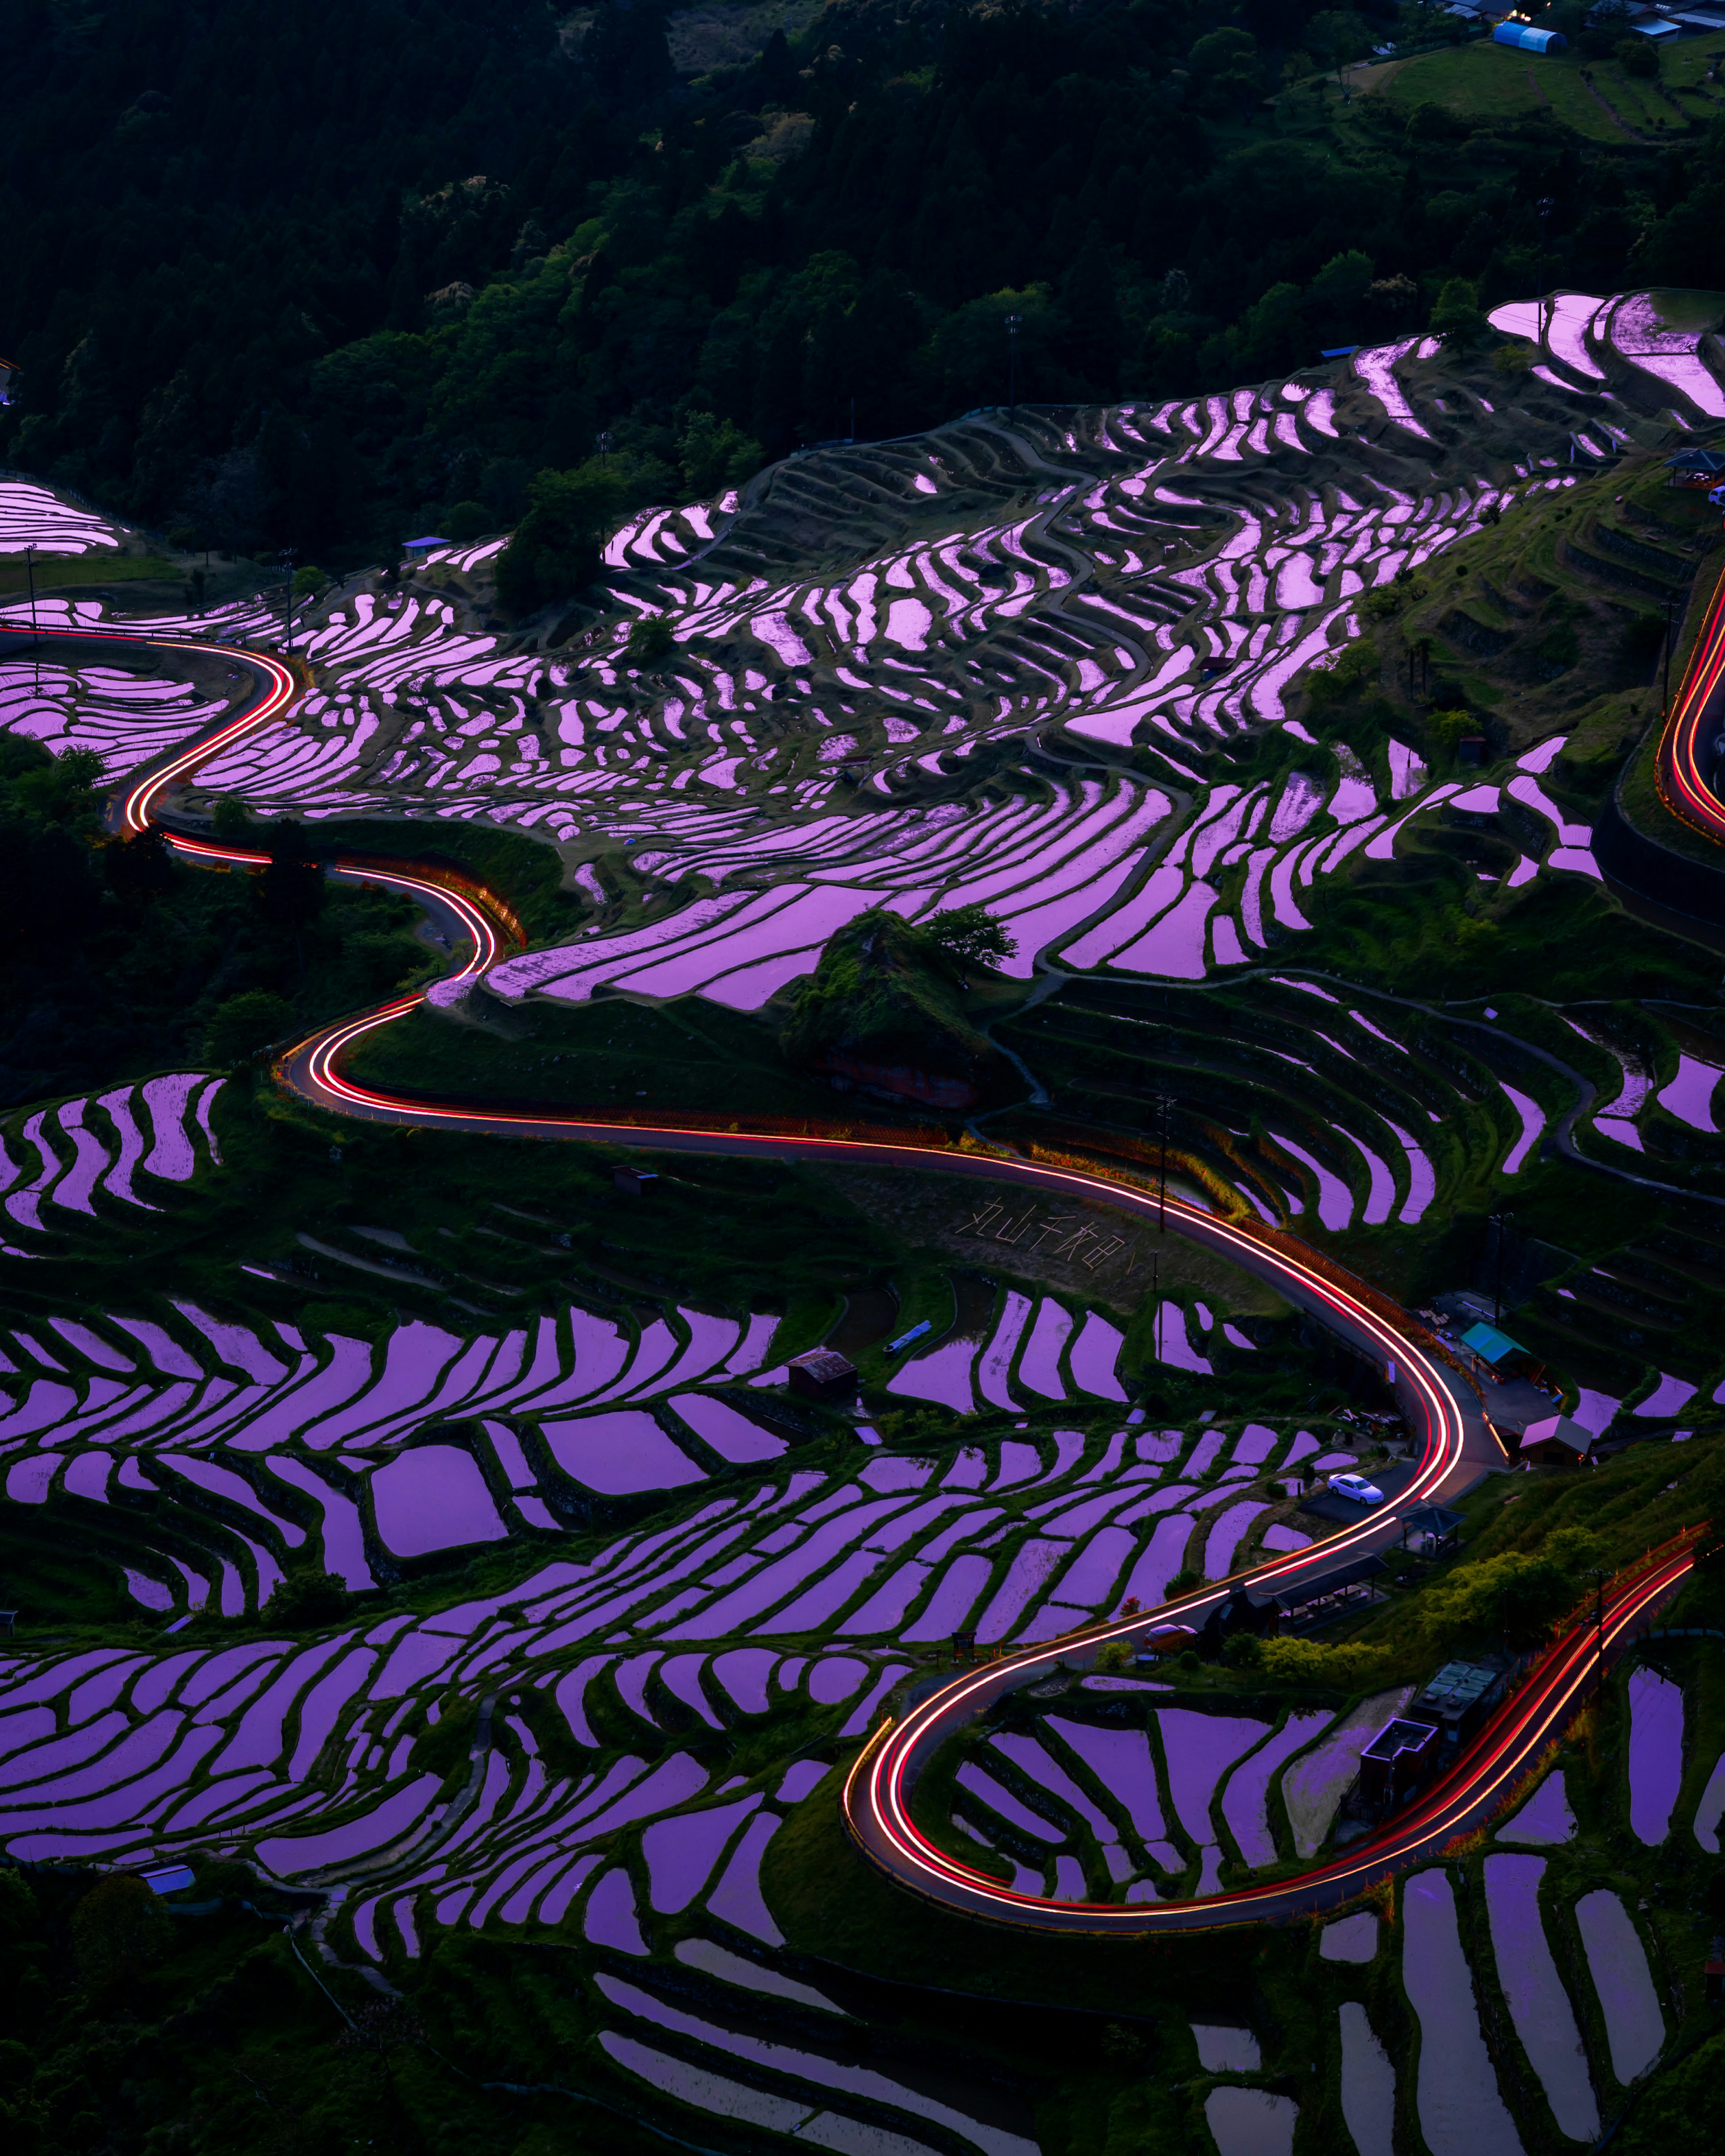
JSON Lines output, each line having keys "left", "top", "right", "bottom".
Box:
{"left": 2, "top": 0, "right": 1721, "bottom": 568}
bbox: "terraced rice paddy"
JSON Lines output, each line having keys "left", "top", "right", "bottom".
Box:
{"left": 0, "top": 286, "right": 1722, "bottom": 2156}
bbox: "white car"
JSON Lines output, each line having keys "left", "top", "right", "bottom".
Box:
{"left": 1328, "top": 1471, "right": 1385, "bottom": 1506}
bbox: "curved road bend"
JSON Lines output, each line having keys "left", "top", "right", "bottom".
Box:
{"left": 80, "top": 624, "right": 1690, "bottom": 1932}
{"left": 1660, "top": 558, "right": 1725, "bottom": 846}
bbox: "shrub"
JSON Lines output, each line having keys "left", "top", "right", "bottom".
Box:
{"left": 72, "top": 1876, "right": 172, "bottom": 1992}
{"left": 203, "top": 988, "right": 295, "bottom": 1066}
{"left": 625, "top": 616, "right": 676, "bottom": 666}
{"left": 1492, "top": 342, "right": 1536, "bottom": 376}
{"left": 1617, "top": 35, "right": 1658, "bottom": 76}
{"left": 1222, "top": 1632, "right": 1265, "bottom": 1670}
{"left": 443, "top": 500, "right": 490, "bottom": 542}
{"left": 1094, "top": 1640, "right": 1134, "bottom": 1674}
{"left": 1168, "top": 1567, "right": 1206, "bottom": 1598}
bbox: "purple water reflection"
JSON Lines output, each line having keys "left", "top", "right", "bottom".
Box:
{"left": 1202, "top": 1501, "right": 1269, "bottom": 1580}
{"left": 1627, "top": 1667, "right": 1683, "bottom": 1845}
{"left": 255, "top": 1772, "right": 441, "bottom": 1876}
{"left": 1017, "top": 1301, "right": 1072, "bottom": 1398}
{"left": 776, "top": 1760, "right": 830, "bottom": 1803}
{"left": 1320, "top": 1913, "right": 1380, "bottom": 1963}
{"left": 807, "top": 1656, "right": 867, "bottom": 1704}
{"left": 1220, "top": 1712, "right": 1328, "bottom": 1869}
{"left": 1067, "top": 1312, "right": 1126, "bottom": 1401}
{"left": 1049, "top": 1525, "right": 1135, "bottom": 1610}
{"left": 1159, "top": 1710, "right": 1269, "bottom": 1845}
{"left": 899, "top": 1553, "right": 990, "bottom": 1639}
{"left": 705, "top": 1811, "right": 784, "bottom": 1943}
{"left": 540, "top": 1408, "right": 705, "bottom": 1494}
{"left": 976, "top": 1291, "right": 1032, "bottom": 1410}
{"left": 1483, "top": 1853, "right": 1598, "bottom": 2139}
{"left": 1576, "top": 1888, "right": 1663, "bottom": 2084}
{"left": 1338, "top": 2002, "right": 1396, "bottom": 2156}
{"left": 711, "top": 1647, "right": 778, "bottom": 1715}
{"left": 370, "top": 1445, "right": 507, "bottom": 1557}
{"left": 956, "top": 1762, "right": 1064, "bottom": 1842}
{"left": 599, "top": 2032, "right": 812, "bottom": 2132}
{"left": 1497, "top": 1770, "right": 1575, "bottom": 1846}
{"left": 886, "top": 1337, "right": 978, "bottom": 1413}
{"left": 858, "top": 1457, "right": 934, "bottom": 1493}
{"left": 584, "top": 1865, "right": 649, "bottom": 1953}
{"left": 264, "top": 1454, "right": 376, "bottom": 1588}
{"left": 1046, "top": 1719, "right": 1164, "bottom": 1844}
{"left": 1402, "top": 1870, "right": 1526, "bottom": 2155}
{"left": 644, "top": 1794, "right": 762, "bottom": 1912}
{"left": 1203, "top": 2088, "right": 1296, "bottom": 2156}
{"left": 669, "top": 1392, "right": 788, "bottom": 1463}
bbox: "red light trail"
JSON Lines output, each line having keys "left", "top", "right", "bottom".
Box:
{"left": 91, "top": 622, "right": 1696, "bottom": 1932}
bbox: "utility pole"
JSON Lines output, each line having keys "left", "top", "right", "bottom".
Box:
{"left": 1663, "top": 589, "right": 1678, "bottom": 721}
{"left": 1150, "top": 1089, "right": 1177, "bottom": 1232}
{"left": 1004, "top": 314, "right": 1022, "bottom": 426}
{"left": 1491, "top": 1206, "right": 1513, "bottom": 1328}
{"left": 1585, "top": 1565, "right": 1608, "bottom": 1695}
{"left": 1535, "top": 196, "right": 1556, "bottom": 351}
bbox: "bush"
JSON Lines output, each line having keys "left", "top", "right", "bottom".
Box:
{"left": 203, "top": 988, "right": 294, "bottom": 1066}
{"left": 71, "top": 1876, "right": 172, "bottom": 1992}
{"left": 1429, "top": 276, "right": 1490, "bottom": 353}
{"left": 678, "top": 411, "right": 762, "bottom": 496}
{"left": 265, "top": 1570, "right": 349, "bottom": 1629}
{"left": 1168, "top": 1567, "right": 1206, "bottom": 1598}
{"left": 1094, "top": 1640, "right": 1134, "bottom": 1674}
{"left": 625, "top": 616, "right": 675, "bottom": 666}
{"left": 1493, "top": 341, "right": 1536, "bottom": 376}
{"left": 1222, "top": 1632, "right": 1264, "bottom": 1670}
{"left": 919, "top": 901, "right": 1015, "bottom": 971}
{"left": 443, "top": 499, "right": 490, "bottom": 542}
{"left": 1617, "top": 35, "right": 1658, "bottom": 76}
{"left": 495, "top": 461, "right": 630, "bottom": 615}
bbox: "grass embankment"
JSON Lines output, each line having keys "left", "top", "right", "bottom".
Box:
{"left": 1367, "top": 35, "right": 1725, "bottom": 145}
{"left": 342, "top": 991, "right": 857, "bottom": 1124}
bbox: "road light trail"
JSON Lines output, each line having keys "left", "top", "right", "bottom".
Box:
{"left": 84, "top": 621, "right": 1691, "bottom": 1934}
{"left": 1659, "top": 560, "right": 1725, "bottom": 847}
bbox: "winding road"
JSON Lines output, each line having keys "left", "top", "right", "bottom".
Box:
{"left": 67, "top": 617, "right": 1699, "bottom": 1934}
{"left": 1661, "top": 556, "right": 1725, "bottom": 847}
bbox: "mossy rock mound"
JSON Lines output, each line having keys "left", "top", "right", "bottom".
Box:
{"left": 781, "top": 907, "right": 1015, "bottom": 1111}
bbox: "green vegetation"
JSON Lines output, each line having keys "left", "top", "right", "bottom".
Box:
{"left": 9, "top": 1, "right": 1725, "bottom": 573}
{"left": 0, "top": 733, "right": 429, "bottom": 1111}
{"left": 781, "top": 905, "right": 1018, "bottom": 1106}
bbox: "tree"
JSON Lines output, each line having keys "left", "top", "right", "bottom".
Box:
{"left": 103, "top": 829, "right": 175, "bottom": 910}
{"left": 1305, "top": 250, "right": 1374, "bottom": 346}
{"left": 1189, "top": 27, "right": 1263, "bottom": 119}
{"left": 1309, "top": 10, "right": 1374, "bottom": 97}
{"left": 204, "top": 989, "right": 295, "bottom": 1066}
{"left": 266, "top": 1569, "right": 349, "bottom": 1628}
{"left": 625, "top": 615, "right": 675, "bottom": 666}
{"left": 1058, "top": 227, "right": 1125, "bottom": 398}
{"left": 919, "top": 903, "right": 1014, "bottom": 971}
{"left": 255, "top": 819, "right": 325, "bottom": 937}
{"left": 495, "top": 462, "right": 631, "bottom": 615}
{"left": 1429, "top": 276, "right": 1490, "bottom": 351}
{"left": 71, "top": 1875, "right": 172, "bottom": 1993}
{"left": 677, "top": 411, "right": 762, "bottom": 497}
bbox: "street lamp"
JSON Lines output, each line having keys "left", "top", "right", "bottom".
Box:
{"left": 1004, "top": 314, "right": 1023, "bottom": 426}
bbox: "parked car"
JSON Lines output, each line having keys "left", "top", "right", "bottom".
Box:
{"left": 1328, "top": 1471, "right": 1385, "bottom": 1505}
